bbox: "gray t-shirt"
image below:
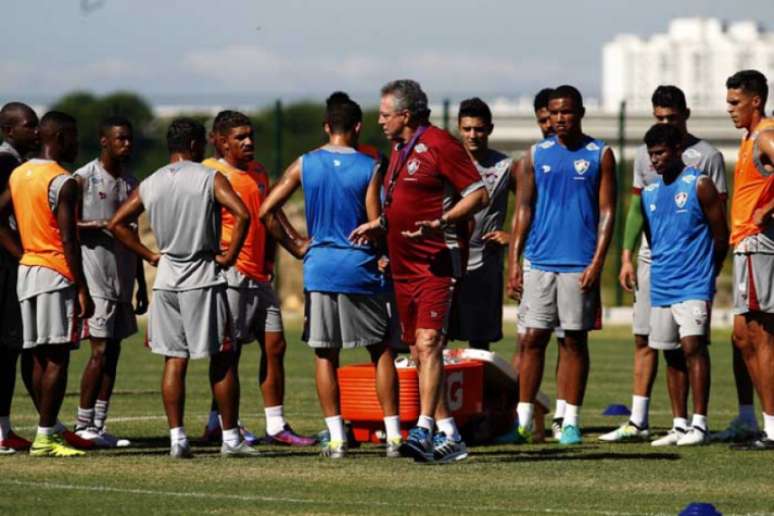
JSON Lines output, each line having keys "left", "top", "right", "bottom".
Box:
{"left": 633, "top": 135, "right": 727, "bottom": 263}
{"left": 75, "top": 159, "right": 138, "bottom": 302}
{"left": 467, "top": 150, "right": 512, "bottom": 271}
{"left": 138, "top": 160, "right": 224, "bottom": 291}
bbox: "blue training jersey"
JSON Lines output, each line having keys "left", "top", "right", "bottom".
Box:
{"left": 642, "top": 166, "right": 715, "bottom": 306}
{"left": 525, "top": 135, "right": 605, "bottom": 272}
{"left": 301, "top": 145, "right": 382, "bottom": 295}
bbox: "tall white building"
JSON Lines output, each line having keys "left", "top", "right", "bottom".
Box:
{"left": 603, "top": 18, "right": 774, "bottom": 113}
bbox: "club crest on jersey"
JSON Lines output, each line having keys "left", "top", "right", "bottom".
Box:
{"left": 674, "top": 192, "right": 688, "bottom": 209}
{"left": 98, "top": 191, "right": 107, "bottom": 200}
{"left": 649, "top": 203, "right": 656, "bottom": 212}
{"left": 333, "top": 159, "right": 341, "bottom": 167}
{"left": 586, "top": 142, "right": 600, "bottom": 151}
{"left": 542, "top": 165, "right": 551, "bottom": 173}
{"left": 414, "top": 143, "right": 428, "bottom": 154}
{"left": 574, "top": 159, "right": 590, "bottom": 175}
{"left": 407, "top": 158, "right": 420, "bottom": 175}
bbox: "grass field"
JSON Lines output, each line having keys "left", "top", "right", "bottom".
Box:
{"left": 2, "top": 321, "right": 773, "bottom": 515}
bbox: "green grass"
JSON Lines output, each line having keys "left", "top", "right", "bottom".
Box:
{"left": 2, "top": 322, "right": 773, "bottom": 515}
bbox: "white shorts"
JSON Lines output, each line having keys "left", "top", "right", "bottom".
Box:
{"left": 649, "top": 300, "right": 710, "bottom": 351}
{"left": 733, "top": 251, "right": 774, "bottom": 315}
{"left": 83, "top": 298, "right": 137, "bottom": 341}
{"left": 226, "top": 282, "right": 283, "bottom": 344}
{"left": 20, "top": 286, "right": 81, "bottom": 349}
{"left": 632, "top": 260, "right": 651, "bottom": 336}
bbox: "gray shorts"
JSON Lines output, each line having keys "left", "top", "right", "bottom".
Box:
{"left": 733, "top": 252, "right": 774, "bottom": 315}
{"left": 632, "top": 260, "right": 651, "bottom": 336}
{"left": 20, "top": 286, "right": 80, "bottom": 349}
{"left": 83, "top": 298, "right": 137, "bottom": 341}
{"left": 518, "top": 261, "right": 597, "bottom": 331}
{"left": 226, "top": 282, "right": 283, "bottom": 344}
{"left": 147, "top": 285, "right": 234, "bottom": 359}
{"left": 0, "top": 266, "right": 22, "bottom": 349}
{"left": 303, "top": 291, "right": 388, "bottom": 349}
{"left": 448, "top": 260, "right": 503, "bottom": 343}
{"left": 649, "top": 300, "right": 710, "bottom": 350}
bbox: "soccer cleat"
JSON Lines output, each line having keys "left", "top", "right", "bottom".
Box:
{"left": 320, "top": 439, "right": 347, "bottom": 459}
{"left": 551, "top": 418, "right": 563, "bottom": 440}
{"left": 30, "top": 433, "right": 85, "bottom": 457}
{"left": 559, "top": 425, "right": 582, "bottom": 445}
{"left": 730, "top": 436, "right": 774, "bottom": 451}
{"left": 78, "top": 427, "right": 131, "bottom": 448}
{"left": 221, "top": 440, "right": 262, "bottom": 457}
{"left": 61, "top": 429, "right": 95, "bottom": 450}
{"left": 711, "top": 416, "right": 759, "bottom": 443}
{"left": 432, "top": 432, "right": 468, "bottom": 463}
{"left": 400, "top": 426, "right": 434, "bottom": 462}
{"left": 169, "top": 441, "right": 194, "bottom": 459}
{"left": 239, "top": 425, "right": 260, "bottom": 446}
{"left": 492, "top": 422, "right": 521, "bottom": 445}
{"left": 598, "top": 422, "right": 650, "bottom": 442}
{"left": 0, "top": 446, "right": 15, "bottom": 455}
{"left": 385, "top": 437, "right": 403, "bottom": 458}
{"left": 677, "top": 426, "right": 709, "bottom": 446}
{"left": 651, "top": 427, "right": 687, "bottom": 447}
{"left": 201, "top": 424, "right": 222, "bottom": 444}
{"left": 0, "top": 431, "right": 32, "bottom": 451}
{"left": 264, "top": 425, "right": 317, "bottom": 447}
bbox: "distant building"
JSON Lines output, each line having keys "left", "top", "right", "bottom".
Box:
{"left": 603, "top": 18, "right": 774, "bottom": 113}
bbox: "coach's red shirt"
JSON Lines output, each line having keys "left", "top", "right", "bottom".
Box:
{"left": 384, "top": 125, "right": 483, "bottom": 280}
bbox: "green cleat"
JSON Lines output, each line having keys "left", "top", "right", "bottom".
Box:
{"left": 30, "top": 433, "right": 85, "bottom": 457}
{"left": 598, "top": 422, "right": 649, "bottom": 442}
{"left": 320, "top": 439, "right": 347, "bottom": 459}
{"left": 559, "top": 425, "right": 583, "bottom": 445}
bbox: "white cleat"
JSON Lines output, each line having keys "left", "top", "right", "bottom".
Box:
{"left": 598, "top": 422, "right": 650, "bottom": 442}
{"left": 651, "top": 427, "right": 687, "bottom": 447}
{"left": 76, "top": 427, "right": 130, "bottom": 448}
{"left": 677, "top": 426, "right": 709, "bottom": 447}
{"left": 551, "top": 419, "right": 563, "bottom": 440}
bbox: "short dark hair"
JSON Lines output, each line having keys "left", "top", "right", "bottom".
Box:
{"left": 651, "top": 85, "right": 688, "bottom": 112}
{"left": 99, "top": 115, "right": 133, "bottom": 138}
{"left": 167, "top": 118, "right": 206, "bottom": 153}
{"left": 549, "top": 85, "right": 584, "bottom": 110}
{"left": 726, "top": 69, "right": 769, "bottom": 108}
{"left": 39, "top": 111, "right": 76, "bottom": 134}
{"left": 0, "top": 102, "right": 36, "bottom": 130}
{"left": 644, "top": 123, "right": 682, "bottom": 149}
{"left": 457, "top": 97, "right": 492, "bottom": 125}
{"left": 533, "top": 88, "right": 554, "bottom": 112}
{"left": 324, "top": 91, "right": 362, "bottom": 134}
{"left": 212, "top": 110, "right": 252, "bottom": 135}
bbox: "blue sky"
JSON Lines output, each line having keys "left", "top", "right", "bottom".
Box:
{"left": 3, "top": 0, "right": 774, "bottom": 106}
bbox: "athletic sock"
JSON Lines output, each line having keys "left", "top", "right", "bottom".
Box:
{"left": 517, "top": 402, "right": 534, "bottom": 431}
{"left": 673, "top": 417, "right": 689, "bottom": 431}
{"left": 384, "top": 415, "right": 401, "bottom": 441}
{"left": 0, "top": 416, "right": 10, "bottom": 440}
{"left": 417, "top": 415, "right": 434, "bottom": 432}
{"left": 436, "top": 417, "right": 461, "bottom": 441}
{"left": 739, "top": 404, "right": 757, "bottom": 427}
{"left": 691, "top": 414, "right": 708, "bottom": 431}
{"left": 554, "top": 399, "right": 566, "bottom": 420}
{"left": 630, "top": 395, "right": 650, "bottom": 428}
{"left": 37, "top": 426, "right": 55, "bottom": 437}
{"left": 325, "top": 415, "right": 346, "bottom": 443}
{"left": 763, "top": 412, "right": 774, "bottom": 440}
{"left": 169, "top": 426, "right": 188, "bottom": 446}
{"left": 222, "top": 427, "right": 240, "bottom": 447}
{"left": 207, "top": 410, "right": 220, "bottom": 431}
{"left": 53, "top": 420, "right": 67, "bottom": 434}
{"left": 563, "top": 404, "right": 580, "bottom": 428}
{"left": 265, "top": 405, "right": 287, "bottom": 436}
{"left": 93, "top": 400, "right": 109, "bottom": 429}
{"left": 75, "top": 407, "right": 94, "bottom": 430}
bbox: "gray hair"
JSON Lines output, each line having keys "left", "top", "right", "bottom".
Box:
{"left": 381, "top": 79, "right": 431, "bottom": 120}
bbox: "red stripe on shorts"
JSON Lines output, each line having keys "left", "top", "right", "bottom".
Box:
{"left": 747, "top": 254, "right": 760, "bottom": 312}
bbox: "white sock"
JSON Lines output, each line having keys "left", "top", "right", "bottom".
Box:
{"left": 93, "top": 399, "right": 109, "bottom": 429}
{"left": 554, "top": 399, "right": 566, "bottom": 420}
{"left": 630, "top": 395, "right": 650, "bottom": 428}
{"left": 0, "top": 416, "right": 10, "bottom": 440}
{"left": 763, "top": 412, "right": 774, "bottom": 440}
{"left": 517, "top": 402, "right": 534, "bottom": 431}
{"left": 207, "top": 410, "right": 220, "bottom": 430}
{"left": 417, "top": 415, "right": 434, "bottom": 432}
{"left": 325, "top": 415, "right": 345, "bottom": 443}
{"left": 75, "top": 407, "right": 94, "bottom": 430}
{"left": 383, "top": 415, "right": 401, "bottom": 441}
{"left": 563, "top": 404, "right": 580, "bottom": 428}
{"left": 53, "top": 420, "right": 66, "bottom": 433}
{"left": 436, "top": 417, "right": 461, "bottom": 441}
{"left": 265, "top": 405, "right": 286, "bottom": 436}
{"left": 739, "top": 404, "right": 757, "bottom": 427}
{"left": 673, "top": 417, "right": 689, "bottom": 431}
{"left": 222, "top": 427, "right": 240, "bottom": 447}
{"left": 169, "top": 426, "right": 187, "bottom": 445}
{"left": 37, "top": 426, "right": 55, "bottom": 437}
{"left": 691, "top": 414, "right": 708, "bottom": 431}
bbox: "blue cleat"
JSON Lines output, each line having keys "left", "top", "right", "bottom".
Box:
{"left": 559, "top": 425, "right": 583, "bottom": 445}
{"left": 400, "top": 426, "right": 434, "bottom": 462}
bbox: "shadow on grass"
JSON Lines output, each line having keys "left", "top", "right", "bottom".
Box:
{"left": 472, "top": 446, "right": 680, "bottom": 463}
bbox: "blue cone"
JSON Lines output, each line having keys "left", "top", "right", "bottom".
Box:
{"left": 679, "top": 502, "right": 721, "bottom": 516}
{"left": 602, "top": 404, "right": 631, "bottom": 416}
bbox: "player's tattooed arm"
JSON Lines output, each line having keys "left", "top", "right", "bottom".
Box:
{"left": 0, "top": 189, "right": 21, "bottom": 259}
{"left": 107, "top": 190, "right": 159, "bottom": 266}
{"left": 259, "top": 159, "right": 309, "bottom": 259}
{"left": 507, "top": 150, "right": 536, "bottom": 300}
{"left": 579, "top": 147, "right": 617, "bottom": 292}
{"left": 697, "top": 176, "right": 729, "bottom": 275}
{"left": 351, "top": 166, "right": 387, "bottom": 247}
{"left": 213, "top": 171, "right": 250, "bottom": 268}
{"left": 58, "top": 179, "right": 94, "bottom": 319}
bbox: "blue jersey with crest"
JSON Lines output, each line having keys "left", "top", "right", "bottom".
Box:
{"left": 642, "top": 166, "right": 714, "bottom": 306}
{"left": 301, "top": 146, "right": 381, "bottom": 294}
{"left": 524, "top": 135, "right": 605, "bottom": 272}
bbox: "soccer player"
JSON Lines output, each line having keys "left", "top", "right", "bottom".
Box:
{"left": 0, "top": 102, "right": 39, "bottom": 453}
{"left": 0, "top": 111, "right": 94, "bottom": 457}
{"left": 260, "top": 92, "right": 400, "bottom": 459}
{"left": 352, "top": 80, "right": 488, "bottom": 462}
{"left": 640, "top": 122, "right": 728, "bottom": 446}
{"left": 600, "top": 86, "right": 730, "bottom": 445}
{"left": 725, "top": 70, "right": 774, "bottom": 450}
{"left": 508, "top": 85, "right": 616, "bottom": 445}
{"left": 72, "top": 116, "right": 147, "bottom": 448}
{"left": 107, "top": 118, "right": 258, "bottom": 458}
{"left": 200, "top": 110, "right": 314, "bottom": 446}
{"left": 448, "top": 97, "right": 515, "bottom": 351}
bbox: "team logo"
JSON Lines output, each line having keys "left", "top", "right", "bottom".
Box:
{"left": 682, "top": 174, "right": 696, "bottom": 184}
{"left": 649, "top": 203, "right": 656, "bottom": 212}
{"left": 333, "top": 159, "right": 341, "bottom": 167}
{"left": 574, "top": 159, "right": 590, "bottom": 175}
{"left": 414, "top": 143, "right": 428, "bottom": 154}
{"left": 539, "top": 140, "right": 555, "bottom": 149}
{"left": 485, "top": 172, "right": 497, "bottom": 186}
{"left": 674, "top": 192, "right": 688, "bottom": 208}
{"left": 586, "top": 142, "right": 600, "bottom": 151}
{"left": 542, "top": 165, "right": 551, "bottom": 173}
{"left": 407, "top": 158, "right": 420, "bottom": 175}
{"left": 98, "top": 191, "right": 107, "bottom": 200}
